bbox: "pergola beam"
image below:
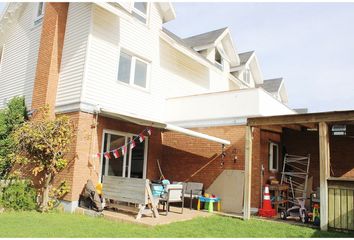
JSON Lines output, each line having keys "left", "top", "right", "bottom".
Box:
{"left": 319, "top": 122, "right": 330, "bottom": 231}
{"left": 248, "top": 110, "right": 354, "bottom": 126}
{"left": 243, "top": 126, "right": 253, "bottom": 220}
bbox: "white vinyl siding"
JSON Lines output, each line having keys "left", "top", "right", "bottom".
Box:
{"left": 158, "top": 39, "right": 210, "bottom": 98}
{"left": 55, "top": 3, "right": 234, "bottom": 120}
{"left": 81, "top": 3, "right": 165, "bottom": 120}
{"left": 55, "top": 3, "right": 91, "bottom": 109}
{"left": 0, "top": 45, "right": 4, "bottom": 66}
{"left": 0, "top": 3, "right": 43, "bottom": 109}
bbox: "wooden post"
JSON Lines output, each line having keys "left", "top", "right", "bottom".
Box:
{"left": 319, "top": 122, "right": 330, "bottom": 231}
{"left": 243, "top": 126, "right": 253, "bottom": 220}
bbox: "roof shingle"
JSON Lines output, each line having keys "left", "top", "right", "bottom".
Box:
{"left": 182, "top": 27, "right": 228, "bottom": 48}
{"left": 239, "top": 51, "right": 254, "bottom": 65}
{"left": 258, "top": 78, "right": 283, "bottom": 93}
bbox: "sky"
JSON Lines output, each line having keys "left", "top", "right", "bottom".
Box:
{"left": 1, "top": 2, "right": 353, "bottom": 113}
{"left": 165, "top": 2, "right": 354, "bottom": 113}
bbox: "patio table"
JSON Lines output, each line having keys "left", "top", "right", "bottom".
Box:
{"left": 197, "top": 196, "right": 221, "bottom": 213}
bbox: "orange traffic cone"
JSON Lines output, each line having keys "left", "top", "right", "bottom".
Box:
{"left": 259, "top": 185, "right": 277, "bottom": 217}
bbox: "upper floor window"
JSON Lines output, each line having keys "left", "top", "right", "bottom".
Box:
{"left": 269, "top": 142, "right": 279, "bottom": 172}
{"left": 118, "top": 51, "right": 149, "bottom": 89}
{"left": 132, "top": 2, "right": 148, "bottom": 24}
{"left": 215, "top": 49, "right": 224, "bottom": 70}
{"left": 34, "top": 2, "right": 45, "bottom": 25}
{"left": 243, "top": 69, "right": 251, "bottom": 84}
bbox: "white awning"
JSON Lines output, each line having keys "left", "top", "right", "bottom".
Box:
{"left": 99, "top": 108, "right": 230, "bottom": 145}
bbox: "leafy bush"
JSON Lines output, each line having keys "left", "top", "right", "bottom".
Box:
{"left": 12, "top": 107, "right": 74, "bottom": 211}
{"left": 0, "top": 97, "right": 27, "bottom": 178}
{"left": 1, "top": 179, "right": 37, "bottom": 211}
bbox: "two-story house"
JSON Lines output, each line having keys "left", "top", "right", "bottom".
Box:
{"left": 0, "top": 2, "right": 295, "bottom": 213}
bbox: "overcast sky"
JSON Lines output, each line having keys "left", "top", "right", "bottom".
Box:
{"left": 1, "top": 2, "right": 353, "bottom": 112}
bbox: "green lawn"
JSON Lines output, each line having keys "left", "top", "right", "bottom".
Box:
{"left": 0, "top": 211, "right": 351, "bottom": 238}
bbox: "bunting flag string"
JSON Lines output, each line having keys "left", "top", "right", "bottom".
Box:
{"left": 96, "top": 127, "right": 152, "bottom": 160}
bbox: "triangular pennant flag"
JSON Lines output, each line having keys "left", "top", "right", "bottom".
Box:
{"left": 96, "top": 153, "right": 101, "bottom": 159}
{"left": 113, "top": 149, "right": 120, "bottom": 158}
{"left": 121, "top": 146, "right": 127, "bottom": 155}
{"left": 138, "top": 133, "right": 145, "bottom": 143}
{"left": 104, "top": 152, "right": 111, "bottom": 160}
{"left": 147, "top": 128, "right": 152, "bottom": 136}
{"left": 130, "top": 140, "right": 136, "bottom": 150}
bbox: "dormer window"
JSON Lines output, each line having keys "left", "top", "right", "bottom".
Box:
{"left": 34, "top": 2, "right": 45, "bottom": 25}
{"left": 243, "top": 69, "right": 251, "bottom": 84}
{"left": 133, "top": 2, "right": 147, "bottom": 24}
{"left": 215, "top": 49, "right": 224, "bottom": 70}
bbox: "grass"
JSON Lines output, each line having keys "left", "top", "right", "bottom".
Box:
{"left": 0, "top": 211, "right": 351, "bottom": 238}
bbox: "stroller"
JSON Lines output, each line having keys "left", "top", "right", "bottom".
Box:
{"left": 79, "top": 180, "right": 103, "bottom": 212}
{"left": 280, "top": 154, "right": 311, "bottom": 223}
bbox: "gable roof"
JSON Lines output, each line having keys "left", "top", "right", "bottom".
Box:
{"left": 239, "top": 51, "right": 254, "bottom": 65}
{"left": 162, "top": 27, "right": 192, "bottom": 50}
{"left": 182, "top": 27, "right": 228, "bottom": 48}
{"left": 258, "top": 78, "right": 283, "bottom": 93}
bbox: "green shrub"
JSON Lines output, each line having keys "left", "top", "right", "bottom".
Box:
{"left": 1, "top": 179, "right": 37, "bottom": 211}
{"left": 0, "top": 96, "right": 27, "bottom": 178}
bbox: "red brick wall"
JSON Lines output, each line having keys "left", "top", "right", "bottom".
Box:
{"left": 162, "top": 125, "right": 267, "bottom": 208}
{"left": 57, "top": 111, "right": 162, "bottom": 201}
{"left": 329, "top": 124, "right": 354, "bottom": 178}
{"left": 32, "top": 3, "right": 68, "bottom": 115}
{"left": 252, "top": 129, "right": 282, "bottom": 208}
{"left": 282, "top": 125, "right": 354, "bottom": 190}
{"left": 282, "top": 128, "right": 320, "bottom": 189}
{"left": 162, "top": 126, "right": 245, "bottom": 186}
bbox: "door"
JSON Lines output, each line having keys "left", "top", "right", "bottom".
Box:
{"left": 100, "top": 130, "right": 148, "bottom": 181}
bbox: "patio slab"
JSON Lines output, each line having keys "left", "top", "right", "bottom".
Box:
{"left": 102, "top": 206, "right": 211, "bottom": 226}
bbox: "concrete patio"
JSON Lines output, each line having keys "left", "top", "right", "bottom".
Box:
{"left": 76, "top": 206, "right": 211, "bottom": 226}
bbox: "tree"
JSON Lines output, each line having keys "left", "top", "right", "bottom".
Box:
{"left": 0, "top": 97, "right": 27, "bottom": 178}
{"left": 11, "top": 107, "right": 74, "bottom": 211}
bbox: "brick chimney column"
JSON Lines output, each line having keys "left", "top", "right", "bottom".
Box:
{"left": 31, "top": 3, "right": 69, "bottom": 117}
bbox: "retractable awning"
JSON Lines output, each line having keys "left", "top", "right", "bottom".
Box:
{"left": 99, "top": 108, "right": 230, "bottom": 145}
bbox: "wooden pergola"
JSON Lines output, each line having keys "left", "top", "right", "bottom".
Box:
{"left": 243, "top": 110, "right": 354, "bottom": 231}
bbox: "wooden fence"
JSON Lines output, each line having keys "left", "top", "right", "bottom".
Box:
{"left": 328, "top": 180, "right": 354, "bottom": 231}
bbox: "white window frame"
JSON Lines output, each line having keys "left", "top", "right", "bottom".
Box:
{"left": 243, "top": 68, "right": 251, "bottom": 84}
{"left": 269, "top": 142, "right": 279, "bottom": 172}
{"left": 34, "top": 2, "right": 45, "bottom": 26}
{"left": 117, "top": 49, "right": 150, "bottom": 90}
{"left": 132, "top": 2, "right": 149, "bottom": 25}
{"left": 99, "top": 129, "right": 148, "bottom": 182}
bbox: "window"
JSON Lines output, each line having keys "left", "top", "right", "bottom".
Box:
{"left": 269, "top": 142, "right": 279, "bottom": 171}
{"left": 117, "top": 51, "right": 149, "bottom": 89}
{"left": 132, "top": 2, "right": 148, "bottom": 24}
{"left": 243, "top": 69, "right": 251, "bottom": 84}
{"left": 34, "top": 2, "right": 45, "bottom": 25}
{"left": 100, "top": 131, "right": 148, "bottom": 180}
{"left": 215, "top": 49, "right": 224, "bottom": 70}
